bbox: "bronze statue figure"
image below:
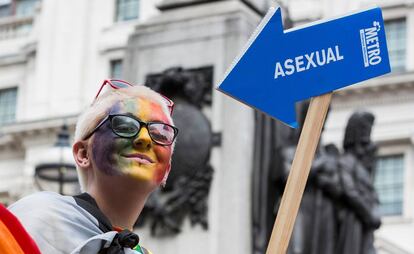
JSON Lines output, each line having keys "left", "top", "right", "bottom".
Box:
{"left": 280, "top": 101, "right": 342, "bottom": 254}
{"left": 337, "top": 111, "right": 381, "bottom": 254}
{"left": 253, "top": 105, "right": 382, "bottom": 254}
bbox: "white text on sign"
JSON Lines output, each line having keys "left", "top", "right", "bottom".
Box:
{"left": 274, "top": 46, "right": 344, "bottom": 79}
{"left": 360, "top": 21, "right": 382, "bottom": 67}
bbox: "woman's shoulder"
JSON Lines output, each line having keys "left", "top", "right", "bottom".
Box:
{"left": 9, "top": 191, "right": 100, "bottom": 228}
{"left": 8, "top": 191, "right": 103, "bottom": 253}
{"left": 9, "top": 191, "right": 86, "bottom": 219}
{"left": 8, "top": 191, "right": 73, "bottom": 213}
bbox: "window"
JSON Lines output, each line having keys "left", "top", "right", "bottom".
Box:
{"left": 0, "top": 0, "right": 11, "bottom": 18}
{"left": 0, "top": 87, "right": 17, "bottom": 125}
{"left": 385, "top": 19, "right": 406, "bottom": 72}
{"left": 15, "top": 0, "right": 38, "bottom": 17}
{"left": 115, "top": 0, "right": 139, "bottom": 22}
{"left": 110, "top": 59, "right": 123, "bottom": 79}
{"left": 374, "top": 154, "right": 404, "bottom": 216}
{"left": 0, "top": 0, "right": 39, "bottom": 18}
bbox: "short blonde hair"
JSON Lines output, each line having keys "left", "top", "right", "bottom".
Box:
{"left": 74, "top": 85, "right": 175, "bottom": 191}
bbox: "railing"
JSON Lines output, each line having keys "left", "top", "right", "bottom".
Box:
{"left": 0, "top": 15, "right": 34, "bottom": 40}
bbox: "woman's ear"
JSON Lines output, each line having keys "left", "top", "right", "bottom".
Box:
{"left": 72, "top": 140, "right": 91, "bottom": 169}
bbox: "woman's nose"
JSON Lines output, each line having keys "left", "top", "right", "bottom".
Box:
{"left": 133, "top": 127, "right": 152, "bottom": 149}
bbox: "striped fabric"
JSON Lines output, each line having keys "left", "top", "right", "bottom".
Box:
{"left": 0, "top": 204, "right": 41, "bottom": 254}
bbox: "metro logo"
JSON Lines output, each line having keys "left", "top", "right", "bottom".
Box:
{"left": 360, "top": 21, "right": 382, "bottom": 67}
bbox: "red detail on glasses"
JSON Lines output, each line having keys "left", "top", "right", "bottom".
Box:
{"left": 95, "top": 79, "right": 175, "bottom": 115}
{"left": 94, "top": 79, "right": 133, "bottom": 100}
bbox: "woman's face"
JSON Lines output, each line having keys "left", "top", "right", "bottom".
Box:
{"left": 91, "top": 97, "right": 172, "bottom": 185}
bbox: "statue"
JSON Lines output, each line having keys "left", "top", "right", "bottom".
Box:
{"left": 337, "top": 111, "right": 381, "bottom": 254}
{"left": 253, "top": 104, "right": 381, "bottom": 254}
{"left": 279, "top": 101, "right": 342, "bottom": 254}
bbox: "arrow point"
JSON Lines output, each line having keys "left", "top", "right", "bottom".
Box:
{"left": 258, "top": 7, "right": 284, "bottom": 37}
{"left": 288, "top": 121, "right": 298, "bottom": 129}
{"left": 272, "top": 7, "right": 284, "bottom": 34}
{"left": 274, "top": 7, "right": 282, "bottom": 19}
{"left": 269, "top": 102, "right": 298, "bottom": 129}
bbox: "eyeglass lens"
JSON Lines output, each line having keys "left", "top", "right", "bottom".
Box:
{"left": 111, "top": 115, "right": 176, "bottom": 145}
{"left": 110, "top": 80, "right": 131, "bottom": 89}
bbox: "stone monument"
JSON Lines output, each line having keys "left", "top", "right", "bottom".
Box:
{"left": 125, "top": 0, "right": 268, "bottom": 253}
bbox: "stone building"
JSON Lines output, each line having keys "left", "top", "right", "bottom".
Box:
{"left": 0, "top": 0, "right": 413, "bottom": 253}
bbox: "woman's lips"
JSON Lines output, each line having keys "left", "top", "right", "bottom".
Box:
{"left": 123, "top": 153, "right": 154, "bottom": 164}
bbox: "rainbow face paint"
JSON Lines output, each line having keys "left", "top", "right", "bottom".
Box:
{"left": 91, "top": 97, "right": 172, "bottom": 184}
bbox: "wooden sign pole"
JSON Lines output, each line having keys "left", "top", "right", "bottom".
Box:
{"left": 265, "top": 92, "right": 333, "bottom": 254}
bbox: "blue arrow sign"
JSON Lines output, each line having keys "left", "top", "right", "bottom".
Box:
{"left": 217, "top": 7, "right": 391, "bottom": 128}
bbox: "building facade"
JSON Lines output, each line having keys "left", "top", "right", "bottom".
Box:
{"left": 0, "top": 0, "right": 161, "bottom": 198}
{"left": 0, "top": 0, "right": 413, "bottom": 253}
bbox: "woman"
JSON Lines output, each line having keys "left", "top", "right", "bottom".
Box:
{"left": 9, "top": 80, "right": 178, "bottom": 254}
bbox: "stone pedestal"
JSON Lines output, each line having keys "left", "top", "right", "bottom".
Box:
{"left": 125, "top": 1, "right": 261, "bottom": 253}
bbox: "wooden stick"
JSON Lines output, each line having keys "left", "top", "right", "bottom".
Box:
{"left": 265, "top": 92, "right": 333, "bottom": 254}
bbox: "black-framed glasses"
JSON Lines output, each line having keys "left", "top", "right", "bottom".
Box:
{"left": 83, "top": 114, "right": 178, "bottom": 146}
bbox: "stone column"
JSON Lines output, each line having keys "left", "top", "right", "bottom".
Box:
{"left": 125, "top": 1, "right": 262, "bottom": 253}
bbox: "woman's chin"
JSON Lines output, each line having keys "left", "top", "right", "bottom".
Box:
{"left": 124, "top": 166, "right": 156, "bottom": 184}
